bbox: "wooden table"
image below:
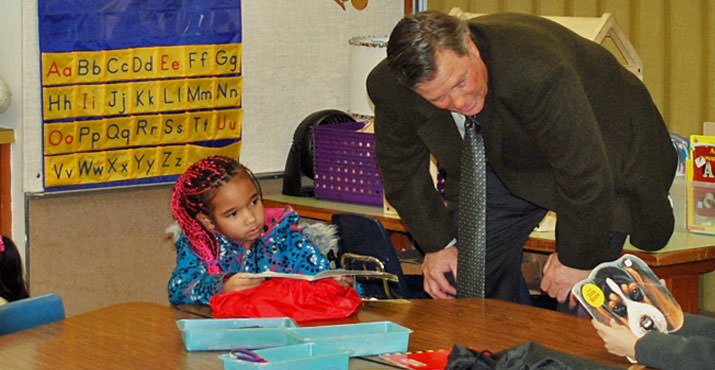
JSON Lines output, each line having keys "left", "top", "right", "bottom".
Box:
{"left": 0, "top": 300, "right": 633, "bottom": 369}
{"left": 263, "top": 193, "right": 715, "bottom": 314}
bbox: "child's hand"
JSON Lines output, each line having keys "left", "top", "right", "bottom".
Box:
{"left": 223, "top": 275, "right": 264, "bottom": 293}
{"left": 333, "top": 275, "right": 353, "bottom": 287}
{"left": 592, "top": 318, "right": 638, "bottom": 359}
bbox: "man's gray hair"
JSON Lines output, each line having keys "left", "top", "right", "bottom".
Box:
{"left": 386, "top": 11, "right": 470, "bottom": 88}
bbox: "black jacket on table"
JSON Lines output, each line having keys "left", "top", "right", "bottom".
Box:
{"left": 367, "top": 13, "right": 677, "bottom": 269}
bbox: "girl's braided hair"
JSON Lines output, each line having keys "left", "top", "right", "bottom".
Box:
{"left": 170, "top": 155, "right": 262, "bottom": 274}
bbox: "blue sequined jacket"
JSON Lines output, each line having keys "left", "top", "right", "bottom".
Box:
{"left": 168, "top": 207, "right": 331, "bottom": 305}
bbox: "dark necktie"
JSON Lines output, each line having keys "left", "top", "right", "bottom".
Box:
{"left": 457, "top": 116, "right": 486, "bottom": 298}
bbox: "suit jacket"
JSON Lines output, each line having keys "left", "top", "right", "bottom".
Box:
{"left": 367, "top": 13, "right": 676, "bottom": 269}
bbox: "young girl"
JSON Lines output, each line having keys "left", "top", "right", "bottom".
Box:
{"left": 168, "top": 156, "right": 332, "bottom": 305}
{"left": 0, "top": 235, "right": 30, "bottom": 305}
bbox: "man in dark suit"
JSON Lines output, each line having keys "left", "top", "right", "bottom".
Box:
{"left": 367, "top": 11, "right": 676, "bottom": 303}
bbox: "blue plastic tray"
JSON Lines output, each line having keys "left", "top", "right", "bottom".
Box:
{"left": 177, "top": 318, "right": 299, "bottom": 351}
{"left": 219, "top": 343, "right": 350, "bottom": 370}
{"left": 286, "top": 321, "right": 412, "bottom": 356}
{"left": 176, "top": 319, "right": 412, "bottom": 357}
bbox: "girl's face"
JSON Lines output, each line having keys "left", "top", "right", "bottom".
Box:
{"left": 199, "top": 175, "right": 265, "bottom": 248}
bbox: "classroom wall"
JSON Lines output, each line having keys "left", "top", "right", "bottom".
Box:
{"left": 16, "top": 1, "right": 403, "bottom": 316}
{"left": 0, "top": 0, "right": 25, "bottom": 248}
{"left": 430, "top": 0, "right": 715, "bottom": 314}
{"left": 21, "top": 1, "right": 404, "bottom": 190}
{"left": 27, "top": 185, "right": 176, "bottom": 316}
{"left": 9, "top": 1, "right": 715, "bottom": 314}
{"left": 27, "top": 178, "right": 283, "bottom": 317}
{"left": 13, "top": 0, "right": 402, "bottom": 263}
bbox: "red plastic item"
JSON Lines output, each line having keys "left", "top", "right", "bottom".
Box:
{"left": 210, "top": 278, "right": 362, "bottom": 323}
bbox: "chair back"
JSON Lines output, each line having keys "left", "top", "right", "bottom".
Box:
{"left": 331, "top": 213, "right": 417, "bottom": 298}
{"left": 0, "top": 293, "right": 65, "bottom": 335}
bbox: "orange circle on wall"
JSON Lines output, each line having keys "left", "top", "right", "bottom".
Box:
{"left": 351, "top": 0, "right": 368, "bottom": 10}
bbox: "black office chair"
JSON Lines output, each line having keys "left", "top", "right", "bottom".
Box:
{"left": 331, "top": 213, "right": 429, "bottom": 299}
{"left": 282, "top": 109, "right": 356, "bottom": 197}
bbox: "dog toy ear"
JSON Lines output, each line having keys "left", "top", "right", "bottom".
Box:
{"left": 0, "top": 78, "right": 11, "bottom": 113}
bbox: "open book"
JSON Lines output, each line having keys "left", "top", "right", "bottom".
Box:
{"left": 235, "top": 269, "right": 398, "bottom": 282}
{"left": 572, "top": 254, "right": 684, "bottom": 338}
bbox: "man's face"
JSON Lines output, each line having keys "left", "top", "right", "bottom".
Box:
{"left": 415, "top": 35, "right": 488, "bottom": 116}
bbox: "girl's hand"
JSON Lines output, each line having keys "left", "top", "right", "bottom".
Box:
{"left": 223, "top": 275, "right": 264, "bottom": 293}
{"left": 592, "top": 318, "right": 638, "bottom": 359}
{"left": 333, "top": 275, "right": 353, "bottom": 286}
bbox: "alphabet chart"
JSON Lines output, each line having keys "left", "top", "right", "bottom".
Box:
{"left": 38, "top": 1, "right": 243, "bottom": 191}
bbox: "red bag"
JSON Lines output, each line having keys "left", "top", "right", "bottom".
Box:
{"left": 209, "top": 278, "right": 362, "bottom": 322}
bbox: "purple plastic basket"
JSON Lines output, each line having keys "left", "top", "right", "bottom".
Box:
{"left": 313, "top": 122, "right": 384, "bottom": 206}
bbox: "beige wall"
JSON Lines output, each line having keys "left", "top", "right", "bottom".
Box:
{"left": 429, "top": 0, "right": 714, "bottom": 139}
{"left": 430, "top": 0, "right": 715, "bottom": 313}
{"left": 28, "top": 178, "right": 283, "bottom": 317}
{"left": 13, "top": 0, "right": 403, "bottom": 262}
{"left": 27, "top": 186, "right": 176, "bottom": 316}
{"left": 19, "top": 1, "right": 403, "bottom": 317}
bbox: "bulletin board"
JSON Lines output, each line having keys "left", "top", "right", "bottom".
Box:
{"left": 37, "top": 0, "right": 243, "bottom": 192}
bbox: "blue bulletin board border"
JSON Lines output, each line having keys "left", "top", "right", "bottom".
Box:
{"left": 38, "top": 0, "right": 242, "bottom": 53}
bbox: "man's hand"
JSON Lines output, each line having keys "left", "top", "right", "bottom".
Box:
{"left": 540, "top": 252, "right": 590, "bottom": 305}
{"left": 422, "top": 247, "right": 458, "bottom": 299}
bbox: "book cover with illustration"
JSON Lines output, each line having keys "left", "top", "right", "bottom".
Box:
{"left": 686, "top": 135, "right": 715, "bottom": 234}
{"left": 572, "top": 254, "right": 683, "bottom": 339}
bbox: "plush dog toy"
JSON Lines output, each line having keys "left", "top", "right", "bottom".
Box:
{"left": 0, "top": 78, "right": 11, "bottom": 113}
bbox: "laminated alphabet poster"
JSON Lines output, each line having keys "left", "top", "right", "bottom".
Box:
{"left": 38, "top": 0, "right": 243, "bottom": 191}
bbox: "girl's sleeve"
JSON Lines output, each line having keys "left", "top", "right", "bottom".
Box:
{"left": 167, "top": 236, "right": 226, "bottom": 305}
{"left": 635, "top": 314, "right": 715, "bottom": 370}
{"left": 288, "top": 228, "right": 332, "bottom": 275}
